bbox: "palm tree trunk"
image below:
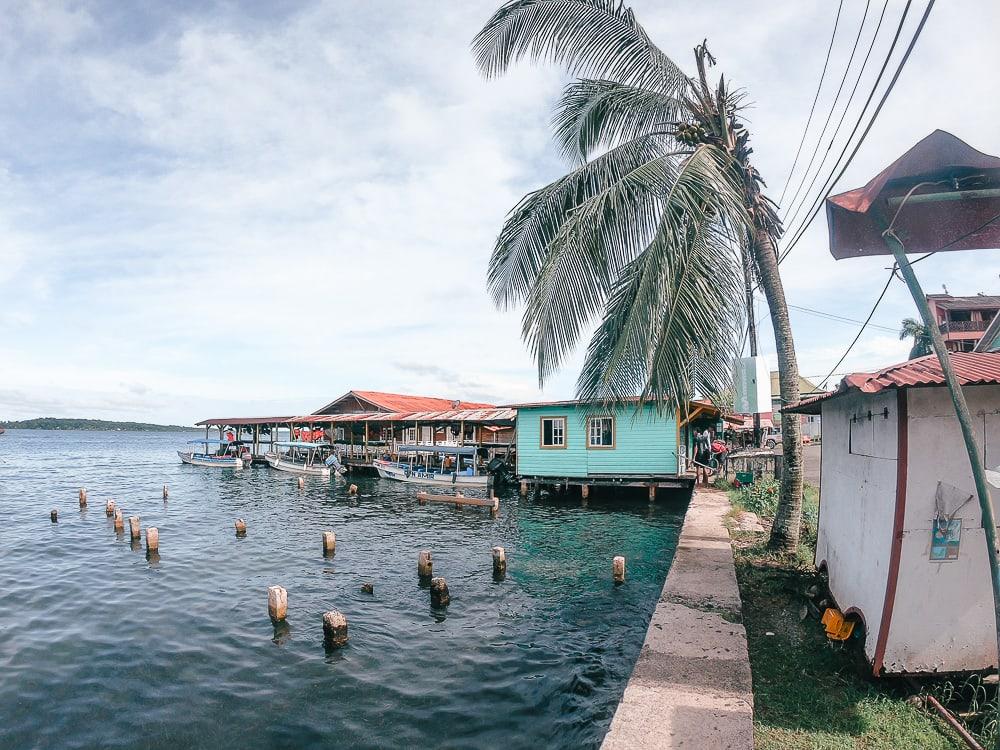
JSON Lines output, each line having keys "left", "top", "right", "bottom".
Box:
{"left": 751, "top": 227, "right": 804, "bottom": 552}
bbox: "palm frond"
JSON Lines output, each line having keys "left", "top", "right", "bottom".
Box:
{"left": 574, "top": 145, "right": 751, "bottom": 407}
{"left": 472, "top": 0, "right": 686, "bottom": 92}
{"left": 553, "top": 78, "right": 686, "bottom": 164}
{"left": 487, "top": 133, "right": 670, "bottom": 310}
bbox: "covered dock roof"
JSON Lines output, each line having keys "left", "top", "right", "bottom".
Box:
{"left": 196, "top": 408, "right": 516, "bottom": 427}
{"left": 195, "top": 416, "right": 294, "bottom": 426}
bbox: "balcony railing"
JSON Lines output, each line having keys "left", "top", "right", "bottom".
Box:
{"left": 940, "top": 319, "right": 990, "bottom": 333}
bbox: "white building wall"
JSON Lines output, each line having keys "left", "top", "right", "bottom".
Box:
{"left": 817, "top": 389, "right": 900, "bottom": 665}
{"left": 884, "top": 384, "right": 1000, "bottom": 673}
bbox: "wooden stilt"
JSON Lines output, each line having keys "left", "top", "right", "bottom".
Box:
{"left": 235, "top": 519, "right": 247, "bottom": 537}
{"left": 613, "top": 555, "right": 626, "bottom": 584}
{"left": 322, "top": 610, "right": 348, "bottom": 648}
{"left": 322, "top": 531, "right": 336, "bottom": 556}
{"left": 268, "top": 585, "right": 287, "bottom": 623}
{"left": 430, "top": 577, "right": 450, "bottom": 607}
{"left": 418, "top": 550, "right": 433, "bottom": 578}
{"left": 492, "top": 546, "right": 506, "bottom": 579}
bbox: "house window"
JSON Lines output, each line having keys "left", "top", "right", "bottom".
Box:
{"left": 405, "top": 427, "right": 416, "bottom": 443}
{"left": 334, "top": 427, "right": 345, "bottom": 441}
{"left": 540, "top": 417, "right": 566, "bottom": 448}
{"left": 587, "top": 416, "right": 615, "bottom": 448}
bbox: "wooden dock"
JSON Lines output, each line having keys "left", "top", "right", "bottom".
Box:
{"left": 416, "top": 491, "right": 499, "bottom": 510}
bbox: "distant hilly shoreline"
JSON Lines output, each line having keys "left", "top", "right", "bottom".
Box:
{"left": 1, "top": 417, "right": 193, "bottom": 432}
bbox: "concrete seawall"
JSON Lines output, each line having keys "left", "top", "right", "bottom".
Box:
{"left": 602, "top": 488, "right": 754, "bottom": 749}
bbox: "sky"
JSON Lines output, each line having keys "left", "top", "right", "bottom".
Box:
{"left": 0, "top": 0, "right": 997, "bottom": 425}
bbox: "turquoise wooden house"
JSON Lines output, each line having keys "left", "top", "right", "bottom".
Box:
{"left": 510, "top": 399, "right": 721, "bottom": 497}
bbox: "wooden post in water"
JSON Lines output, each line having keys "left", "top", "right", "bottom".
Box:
{"left": 430, "top": 577, "right": 450, "bottom": 607}
{"left": 613, "top": 556, "right": 626, "bottom": 585}
{"left": 235, "top": 519, "right": 247, "bottom": 537}
{"left": 581, "top": 484, "right": 590, "bottom": 500}
{"left": 145, "top": 527, "right": 159, "bottom": 553}
{"left": 129, "top": 516, "right": 141, "bottom": 540}
{"left": 163, "top": 485, "right": 169, "bottom": 501}
{"left": 268, "top": 586, "right": 287, "bottom": 623}
{"left": 114, "top": 508, "right": 124, "bottom": 531}
{"left": 50, "top": 509, "right": 58, "bottom": 523}
{"left": 105, "top": 500, "right": 115, "bottom": 516}
{"left": 78, "top": 488, "right": 87, "bottom": 507}
{"left": 297, "top": 476, "right": 305, "bottom": 490}
{"left": 322, "top": 610, "right": 349, "bottom": 648}
{"left": 648, "top": 484, "right": 657, "bottom": 503}
{"left": 519, "top": 480, "right": 528, "bottom": 497}
{"left": 322, "top": 531, "right": 336, "bottom": 556}
{"left": 417, "top": 550, "right": 433, "bottom": 579}
{"left": 360, "top": 582, "right": 374, "bottom": 595}
{"left": 492, "top": 546, "right": 506, "bottom": 579}
{"left": 348, "top": 484, "right": 358, "bottom": 496}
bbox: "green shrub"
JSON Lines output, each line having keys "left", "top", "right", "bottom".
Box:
{"left": 734, "top": 478, "right": 780, "bottom": 518}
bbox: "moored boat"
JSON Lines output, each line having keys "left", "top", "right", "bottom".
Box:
{"left": 374, "top": 444, "right": 487, "bottom": 486}
{"left": 178, "top": 439, "right": 244, "bottom": 469}
{"left": 264, "top": 441, "right": 334, "bottom": 477}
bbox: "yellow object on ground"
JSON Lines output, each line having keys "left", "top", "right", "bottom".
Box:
{"left": 821, "top": 607, "right": 856, "bottom": 641}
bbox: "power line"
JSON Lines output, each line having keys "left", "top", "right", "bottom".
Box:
{"left": 817, "top": 271, "right": 896, "bottom": 389}
{"left": 776, "top": 0, "right": 845, "bottom": 206}
{"left": 779, "top": 0, "right": 936, "bottom": 264}
{"left": 787, "top": 302, "right": 897, "bottom": 333}
{"left": 781, "top": 0, "right": 888, "bottom": 227}
{"left": 781, "top": 0, "right": 873, "bottom": 223}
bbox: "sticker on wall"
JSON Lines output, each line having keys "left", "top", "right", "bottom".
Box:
{"left": 930, "top": 519, "right": 962, "bottom": 561}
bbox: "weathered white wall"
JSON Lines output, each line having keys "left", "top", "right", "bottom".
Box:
{"left": 884, "top": 384, "right": 1000, "bottom": 673}
{"left": 817, "top": 389, "right": 900, "bottom": 665}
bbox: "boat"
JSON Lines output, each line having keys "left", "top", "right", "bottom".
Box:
{"left": 374, "top": 444, "right": 488, "bottom": 486}
{"left": 264, "top": 441, "right": 335, "bottom": 477}
{"left": 178, "top": 439, "right": 244, "bottom": 469}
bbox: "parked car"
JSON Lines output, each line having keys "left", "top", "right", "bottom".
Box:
{"left": 763, "top": 429, "right": 811, "bottom": 449}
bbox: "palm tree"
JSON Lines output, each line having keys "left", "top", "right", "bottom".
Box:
{"left": 899, "top": 317, "right": 932, "bottom": 358}
{"left": 473, "top": 0, "right": 804, "bottom": 552}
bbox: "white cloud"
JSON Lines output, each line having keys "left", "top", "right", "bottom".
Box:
{"left": 0, "top": 0, "right": 997, "bottom": 423}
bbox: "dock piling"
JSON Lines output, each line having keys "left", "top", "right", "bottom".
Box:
{"left": 114, "top": 508, "right": 124, "bottom": 531}
{"left": 613, "top": 555, "right": 626, "bottom": 585}
{"left": 78, "top": 488, "right": 87, "bottom": 507}
{"left": 519, "top": 481, "right": 528, "bottom": 497}
{"left": 146, "top": 527, "right": 159, "bottom": 553}
{"left": 163, "top": 484, "right": 169, "bottom": 500}
{"left": 418, "top": 550, "right": 433, "bottom": 579}
{"left": 50, "top": 509, "right": 58, "bottom": 523}
{"left": 235, "top": 519, "right": 247, "bottom": 537}
{"left": 360, "top": 582, "right": 374, "bottom": 595}
{"left": 492, "top": 546, "right": 506, "bottom": 579}
{"left": 430, "top": 577, "right": 450, "bottom": 607}
{"left": 322, "top": 531, "right": 336, "bottom": 556}
{"left": 348, "top": 484, "right": 358, "bottom": 496}
{"left": 268, "top": 585, "right": 288, "bottom": 623}
{"left": 105, "top": 499, "right": 115, "bottom": 516}
{"left": 648, "top": 485, "right": 657, "bottom": 503}
{"left": 297, "top": 476, "right": 304, "bottom": 490}
{"left": 322, "top": 610, "right": 349, "bottom": 649}
{"left": 128, "top": 516, "right": 141, "bottom": 541}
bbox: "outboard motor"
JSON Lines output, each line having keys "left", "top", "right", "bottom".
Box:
{"left": 486, "top": 456, "right": 512, "bottom": 486}
{"left": 325, "top": 454, "right": 345, "bottom": 476}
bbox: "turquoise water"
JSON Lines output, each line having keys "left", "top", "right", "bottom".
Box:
{"left": 0, "top": 430, "right": 687, "bottom": 749}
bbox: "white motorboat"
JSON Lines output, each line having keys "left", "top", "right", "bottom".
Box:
{"left": 373, "top": 444, "right": 488, "bottom": 486}
{"left": 178, "top": 439, "right": 244, "bottom": 469}
{"left": 265, "top": 441, "right": 334, "bottom": 477}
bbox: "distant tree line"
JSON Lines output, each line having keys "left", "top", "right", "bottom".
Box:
{"left": 1, "top": 417, "right": 192, "bottom": 432}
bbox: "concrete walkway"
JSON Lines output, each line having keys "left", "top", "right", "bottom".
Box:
{"left": 602, "top": 488, "right": 754, "bottom": 749}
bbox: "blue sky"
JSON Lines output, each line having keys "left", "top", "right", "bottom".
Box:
{"left": 1, "top": 0, "right": 997, "bottom": 425}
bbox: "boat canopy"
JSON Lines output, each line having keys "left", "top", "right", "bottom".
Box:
{"left": 187, "top": 439, "right": 232, "bottom": 445}
{"left": 396, "top": 444, "right": 476, "bottom": 456}
{"left": 275, "top": 441, "right": 330, "bottom": 448}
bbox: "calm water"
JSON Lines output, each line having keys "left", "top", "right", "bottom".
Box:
{"left": 0, "top": 430, "right": 687, "bottom": 749}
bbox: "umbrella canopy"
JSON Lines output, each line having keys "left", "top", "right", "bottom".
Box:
{"left": 826, "top": 130, "right": 1000, "bottom": 258}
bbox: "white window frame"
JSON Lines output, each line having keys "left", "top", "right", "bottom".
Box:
{"left": 587, "top": 416, "right": 615, "bottom": 449}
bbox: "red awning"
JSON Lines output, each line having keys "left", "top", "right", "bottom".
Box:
{"left": 826, "top": 130, "right": 1000, "bottom": 259}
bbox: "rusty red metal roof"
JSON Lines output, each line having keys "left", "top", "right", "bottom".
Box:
{"left": 291, "top": 408, "right": 516, "bottom": 424}
{"left": 826, "top": 130, "right": 1000, "bottom": 259}
{"left": 785, "top": 351, "right": 1000, "bottom": 414}
{"left": 195, "top": 416, "right": 294, "bottom": 426}
{"left": 342, "top": 391, "right": 494, "bottom": 412}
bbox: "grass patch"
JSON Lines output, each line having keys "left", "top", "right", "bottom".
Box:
{"left": 731, "top": 483, "right": 963, "bottom": 749}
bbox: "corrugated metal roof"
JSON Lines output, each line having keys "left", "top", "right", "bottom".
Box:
{"left": 785, "top": 352, "right": 1000, "bottom": 414}
{"left": 315, "top": 390, "right": 494, "bottom": 414}
{"left": 290, "top": 408, "right": 516, "bottom": 424}
{"left": 195, "top": 416, "right": 294, "bottom": 426}
{"left": 930, "top": 294, "right": 1000, "bottom": 310}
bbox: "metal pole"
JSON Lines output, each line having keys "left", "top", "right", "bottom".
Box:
{"left": 886, "top": 233, "right": 1000, "bottom": 686}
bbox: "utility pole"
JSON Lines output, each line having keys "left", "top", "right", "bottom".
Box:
{"left": 744, "top": 260, "right": 762, "bottom": 449}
